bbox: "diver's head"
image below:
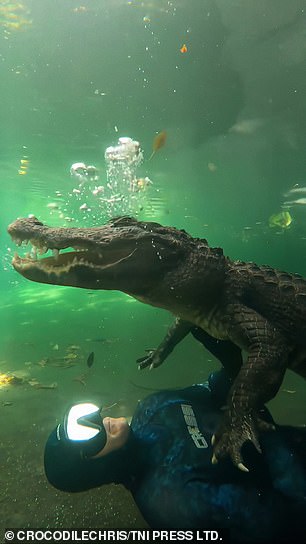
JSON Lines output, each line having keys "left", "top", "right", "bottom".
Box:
{"left": 44, "top": 402, "right": 130, "bottom": 492}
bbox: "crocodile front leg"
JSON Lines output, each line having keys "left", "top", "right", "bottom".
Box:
{"left": 212, "top": 304, "right": 290, "bottom": 471}
{"left": 137, "top": 318, "right": 244, "bottom": 374}
{"left": 137, "top": 318, "right": 193, "bottom": 369}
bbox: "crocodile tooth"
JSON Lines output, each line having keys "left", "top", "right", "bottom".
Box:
{"left": 30, "top": 239, "right": 39, "bottom": 249}
{"left": 38, "top": 246, "right": 48, "bottom": 255}
{"left": 30, "top": 247, "right": 37, "bottom": 261}
{"left": 52, "top": 249, "right": 60, "bottom": 260}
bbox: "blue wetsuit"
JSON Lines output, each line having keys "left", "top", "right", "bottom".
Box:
{"left": 44, "top": 374, "right": 306, "bottom": 543}
{"left": 127, "top": 381, "right": 306, "bottom": 542}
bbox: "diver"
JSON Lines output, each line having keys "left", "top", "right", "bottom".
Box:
{"left": 44, "top": 368, "right": 306, "bottom": 543}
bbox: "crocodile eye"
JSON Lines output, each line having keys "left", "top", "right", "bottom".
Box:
{"left": 108, "top": 216, "right": 138, "bottom": 227}
{"left": 28, "top": 216, "right": 44, "bottom": 227}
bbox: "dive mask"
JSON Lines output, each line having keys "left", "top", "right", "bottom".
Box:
{"left": 59, "top": 402, "right": 107, "bottom": 458}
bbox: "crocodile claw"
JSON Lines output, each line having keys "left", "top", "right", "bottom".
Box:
{"left": 211, "top": 413, "right": 262, "bottom": 471}
{"left": 136, "top": 349, "right": 165, "bottom": 370}
{"left": 136, "top": 349, "right": 158, "bottom": 370}
{"left": 238, "top": 462, "right": 249, "bottom": 473}
{"left": 212, "top": 450, "right": 249, "bottom": 472}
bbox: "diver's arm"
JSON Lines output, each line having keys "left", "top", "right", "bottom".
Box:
{"left": 137, "top": 318, "right": 193, "bottom": 369}
{"left": 191, "top": 328, "right": 243, "bottom": 378}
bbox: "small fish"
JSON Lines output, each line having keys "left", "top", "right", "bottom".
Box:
{"left": 284, "top": 186, "right": 306, "bottom": 196}
{"left": 87, "top": 351, "right": 95, "bottom": 368}
{"left": 284, "top": 198, "right": 306, "bottom": 206}
{"left": 149, "top": 131, "right": 167, "bottom": 160}
{"left": 180, "top": 44, "right": 188, "bottom": 53}
{"left": 229, "top": 118, "right": 264, "bottom": 135}
{"left": 269, "top": 211, "right": 292, "bottom": 229}
{"left": 33, "top": 382, "right": 58, "bottom": 390}
{"left": 88, "top": 337, "right": 118, "bottom": 344}
{"left": 282, "top": 388, "right": 296, "bottom": 394}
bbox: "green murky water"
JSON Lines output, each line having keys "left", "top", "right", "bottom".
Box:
{"left": 1, "top": 0, "right": 306, "bottom": 532}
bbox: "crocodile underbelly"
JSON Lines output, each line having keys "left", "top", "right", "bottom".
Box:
{"left": 181, "top": 307, "right": 229, "bottom": 341}
{"left": 196, "top": 318, "right": 229, "bottom": 340}
{"left": 135, "top": 295, "right": 229, "bottom": 340}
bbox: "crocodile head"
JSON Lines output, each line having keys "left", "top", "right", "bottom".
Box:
{"left": 8, "top": 215, "right": 225, "bottom": 313}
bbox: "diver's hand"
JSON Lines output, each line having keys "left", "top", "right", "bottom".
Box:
{"left": 136, "top": 349, "right": 164, "bottom": 370}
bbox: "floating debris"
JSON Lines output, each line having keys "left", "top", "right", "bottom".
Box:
{"left": 64, "top": 352, "right": 78, "bottom": 361}
{"left": 35, "top": 382, "right": 57, "bottom": 390}
{"left": 49, "top": 360, "right": 77, "bottom": 369}
{"left": 73, "top": 374, "right": 87, "bottom": 386}
{"left": 92, "top": 185, "right": 104, "bottom": 196}
{"left": 269, "top": 211, "right": 292, "bottom": 229}
{"left": 208, "top": 162, "right": 217, "bottom": 172}
{"left": 0, "top": 373, "right": 23, "bottom": 388}
{"left": 37, "top": 358, "right": 48, "bottom": 367}
{"left": 18, "top": 155, "right": 30, "bottom": 175}
{"left": 87, "top": 351, "right": 95, "bottom": 368}
{"left": 86, "top": 337, "right": 119, "bottom": 344}
{"left": 67, "top": 345, "right": 81, "bottom": 351}
{"left": 149, "top": 131, "right": 167, "bottom": 161}
{"left": 80, "top": 203, "right": 90, "bottom": 211}
{"left": 133, "top": 177, "right": 152, "bottom": 192}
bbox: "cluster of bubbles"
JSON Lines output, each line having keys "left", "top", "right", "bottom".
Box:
{"left": 104, "top": 137, "right": 149, "bottom": 215}
{"left": 69, "top": 163, "right": 99, "bottom": 186}
{"left": 69, "top": 137, "right": 152, "bottom": 222}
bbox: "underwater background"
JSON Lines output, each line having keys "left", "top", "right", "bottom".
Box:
{"left": 1, "top": 0, "right": 306, "bottom": 531}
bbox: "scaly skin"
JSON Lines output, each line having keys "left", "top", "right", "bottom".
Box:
{"left": 7, "top": 216, "right": 306, "bottom": 470}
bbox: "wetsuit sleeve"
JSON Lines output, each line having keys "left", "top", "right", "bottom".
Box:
{"left": 191, "top": 327, "right": 243, "bottom": 377}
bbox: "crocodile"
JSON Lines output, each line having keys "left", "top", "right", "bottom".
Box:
{"left": 7, "top": 215, "right": 306, "bottom": 471}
